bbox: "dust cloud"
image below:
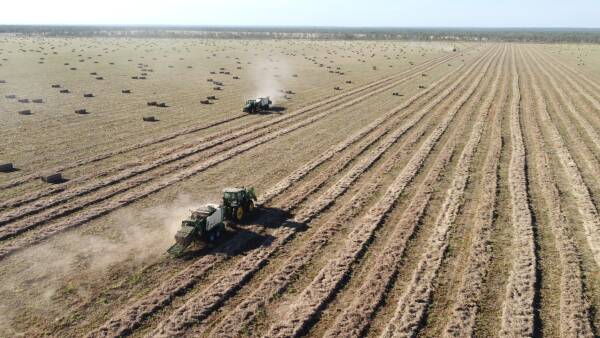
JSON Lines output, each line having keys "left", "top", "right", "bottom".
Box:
{"left": 0, "top": 194, "right": 210, "bottom": 334}
{"left": 248, "top": 57, "right": 294, "bottom": 105}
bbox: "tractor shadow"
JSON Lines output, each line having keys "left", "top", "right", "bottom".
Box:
{"left": 250, "top": 106, "right": 286, "bottom": 116}
{"left": 176, "top": 206, "right": 306, "bottom": 260}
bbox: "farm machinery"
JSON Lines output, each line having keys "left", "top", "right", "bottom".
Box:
{"left": 243, "top": 97, "right": 272, "bottom": 113}
{"left": 167, "top": 187, "right": 257, "bottom": 256}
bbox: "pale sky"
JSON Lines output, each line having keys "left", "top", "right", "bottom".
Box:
{"left": 0, "top": 0, "right": 598, "bottom": 28}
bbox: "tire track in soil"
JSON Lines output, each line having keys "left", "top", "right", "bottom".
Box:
{"left": 144, "top": 47, "right": 497, "bottom": 338}
{"left": 0, "top": 52, "right": 460, "bottom": 235}
{"left": 0, "top": 52, "right": 457, "bottom": 194}
{"left": 521, "top": 49, "right": 594, "bottom": 337}
{"left": 263, "top": 46, "right": 499, "bottom": 338}
{"left": 441, "top": 50, "right": 507, "bottom": 338}
{"left": 0, "top": 52, "right": 464, "bottom": 255}
{"left": 85, "top": 50, "right": 484, "bottom": 338}
{"left": 198, "top": 53, "right": 477, "bottom": 338}
{"left": 377, "top": 46, "right": 502, "bottom": 338}
{"left": 323, "top": 45, "right": 506, "bottom": 338}
{"left": 520, "top": 48, "right": 600, "bottom": 268}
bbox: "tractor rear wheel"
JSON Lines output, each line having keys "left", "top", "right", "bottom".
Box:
{"left": 234, "top": 207, "right": 245, "bottom": 223}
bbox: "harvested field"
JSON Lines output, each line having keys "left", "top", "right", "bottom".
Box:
{"left": 1, "top": 38, "right": 600, "bottom": 338}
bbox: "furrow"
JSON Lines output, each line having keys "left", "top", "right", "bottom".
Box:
{"left": 442, "top": 51, "right": 507, "bottom": 338}
{"left": 85, "top": 51, "right": 470, "bottom": 338}
{"left": 521, "top": 49, "right": 594, "bottom": 337}
{"left": 193, "top": 52, "right": 483, "bottom": 338}
{"left": 498, "top": 46, "right": 536, "bottom": 338}
{"left": 378, "top": 46, "right": 502, "bottom": 338}
{"left": 0, "top": 52, "right": 456, "bottom": 194}
{"left": 527, "top": 48, "right": 600, "bottom": 155}
{"left": 143, "top": 48, "right": 493, "bottom": 338}
{"left": 264, "top": 46, "right": 498, "bottom": 338}
{"left": 0, "top": 51, "right": 459, "bottom": 234}
{"left": 520, "top": 48, "right": 600, "bottom": 267}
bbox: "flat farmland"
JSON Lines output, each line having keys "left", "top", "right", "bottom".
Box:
{"left": 0, "top": 38, "right": 599, "bottom": 338}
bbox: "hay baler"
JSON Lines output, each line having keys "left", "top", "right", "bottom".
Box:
{"left": 167, "top": 187, "right": 257, "bottom": 256}
{"left": 243, "top": 97, "right": 271, "bottom": 113}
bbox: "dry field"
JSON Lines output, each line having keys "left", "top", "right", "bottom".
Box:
{"left": 0, "top": 38, "right": 599, "bottom": 337}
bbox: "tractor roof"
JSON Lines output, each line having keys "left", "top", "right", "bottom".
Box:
{"left": 223, "top": 187, "right": 244, "bottom": 193}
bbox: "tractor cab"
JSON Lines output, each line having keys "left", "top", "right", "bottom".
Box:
{"left": 243, "top": 100, "right": 256, "bottom": 112}
{"left": 222, "top": 187, "right": 257, "bottom": 223}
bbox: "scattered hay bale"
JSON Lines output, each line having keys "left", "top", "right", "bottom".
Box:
{"left": 200, "top": 100, "right": 210, "bottom": 104}
{"left": 18, "top": 98, "right": 30, "bottom": 103}
{"left": 147, "top": 101, "right": 157, "bottom": 106}
{"left": 392, "top": 92, "right": 403, "bottom": 96}
{"left": 60, "top": 89, "right": 70, "bottom": 93}
{"left": 210, "top": 71, "right": 216, "bottom": 74}
{"left": 207, "top": 95, "right": 216, "bottom": 100}
{"left": 207, "top": 78, "right": 213, "bottom": 82}
{"left": 18, "top": 110, "right": 32, "bottom": 115}
{"left": 41, "top": 173, "right": 63, "bottom": 184}
{"left": 233, "top": 76, "right": 240, "bottom": 79}
{"left": 96, "top": 77, "right": 104, "bottom": 80}
{"left": 418, "top": 85, "right": 426, "bottom": 89}
{"left": 334, "top": 86, "right": 341, "bottom": 90}
{"left": 122, "top": 89, "right": 131, "bottom": 94}
{"left": 83, "top": 93, "right": 94, "bottom": 98}
{"left": 75, "top": 109, "right": 88, "bottom": 114}
{"left": 90, "top": 72, "right": 97, "bottom": 75}
{"left": 51, "top": 84, "right": 61, "bottom": 88}
{"left": 143, "top": 116, "right": 157, "bottom": 122}
{"left": 139, "top": 76, "right": 146, "bottom": 80}
{"left": 5, "top": 94, "right": 16, "bottom": 99}
{"left": 292, "top": 74, "right": 298, "bottom": 77}
{"left": 345, "top": 80, "right": 352, "bottom": 84}
{"left": 70, "top": 67, "right": 77, "bottom": 70}
{"left": 213, "top": 86, "right": 221, "bottom": 91}
{"left": 132, "top": 76, "right": 139, "bottom": 79}
{"left": 32, "top": 99, "right": 43, "bottom": 103}
{"left": 0, "top": 80, "right": 6, "bottom": 84}
{"left": 0, "top": 163, "right": 14, "bottom": 172}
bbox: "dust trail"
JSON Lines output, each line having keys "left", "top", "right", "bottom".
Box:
{"left": 247, "top": 57, "right": 294, "bottom": 105}
{"left": 0, "top": 193, "right": 212, "bottom": 335}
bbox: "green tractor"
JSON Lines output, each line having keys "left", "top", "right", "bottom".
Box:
{"left": 243, "top": 97, "right": 272, "bottom": 113}
{"left": 167, "top": 187, "right": 257, "bottom": 256}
